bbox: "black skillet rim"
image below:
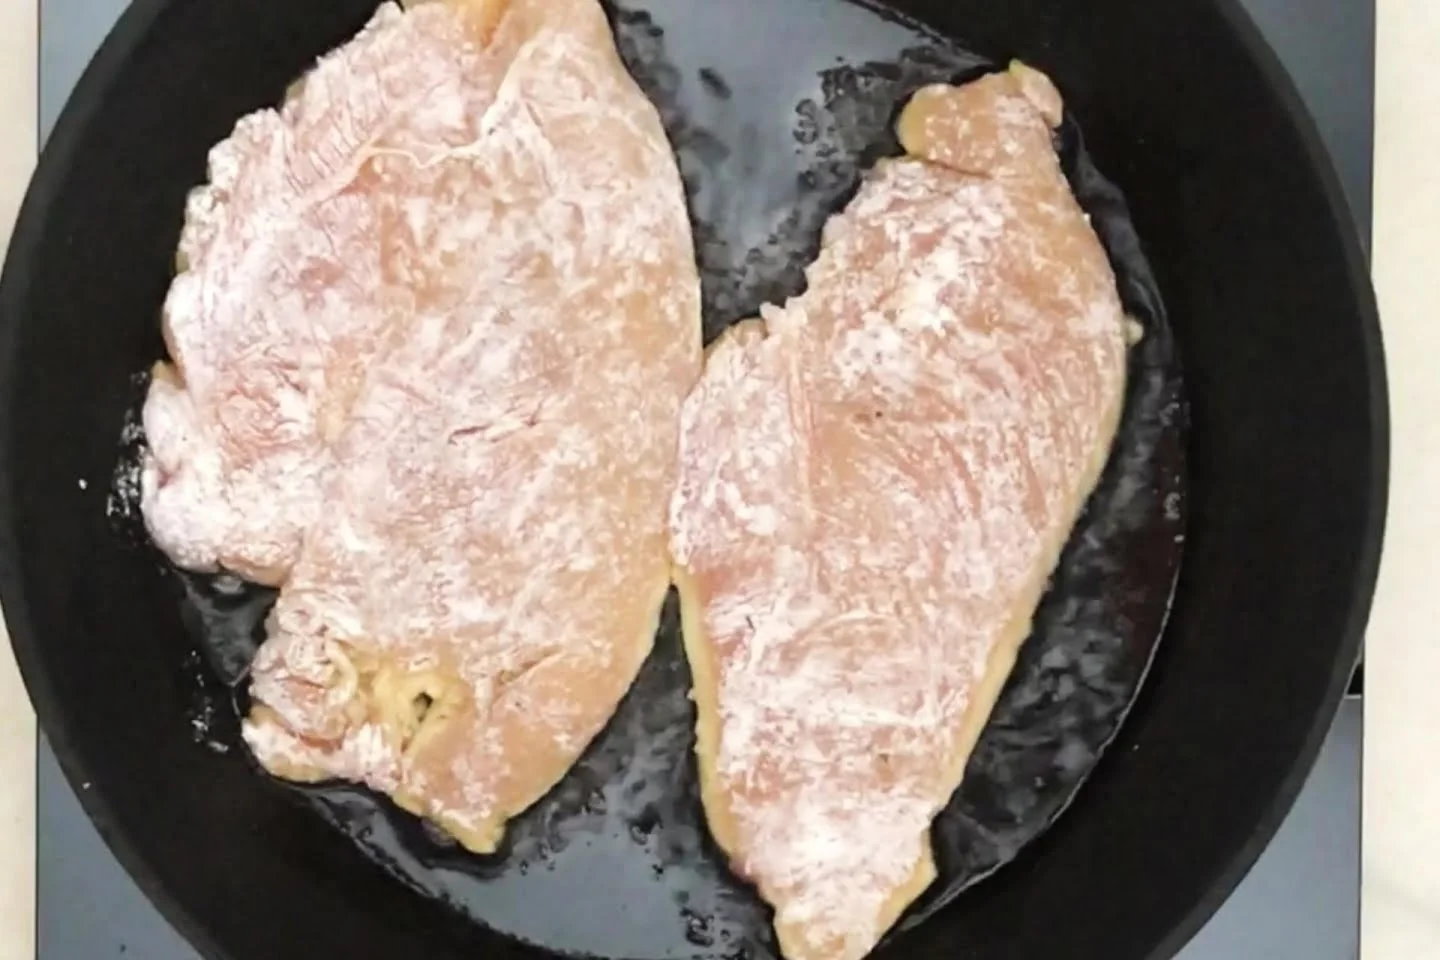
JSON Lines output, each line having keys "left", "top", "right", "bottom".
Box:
{"left": 0, "top": 0, "right": 1387, "bottom": 958}
{"left": 1137, "top": 1, "right": 1385, "bottom": 955}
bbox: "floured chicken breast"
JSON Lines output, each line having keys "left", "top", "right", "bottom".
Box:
{"left": 141, "top": 0, "right": 701, "bottom": 853}
{"left": 669, "top": 63, "right": 1130, "bottom": 960}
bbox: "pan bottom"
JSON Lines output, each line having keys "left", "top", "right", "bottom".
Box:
{"left": 145, "top": 1, "right": 1186, "bottom": 957}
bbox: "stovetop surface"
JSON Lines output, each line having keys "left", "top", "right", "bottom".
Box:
{"left": 34, "top": 0, "right": 1371, "bottom": 956}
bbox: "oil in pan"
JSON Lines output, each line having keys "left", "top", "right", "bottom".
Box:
{"left": 166, "top": 0, "right": 1186, "bottom": 957}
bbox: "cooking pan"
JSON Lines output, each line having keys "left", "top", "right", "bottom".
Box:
{"left": 0, "top": 0, "right": 1385, "bottom": 958}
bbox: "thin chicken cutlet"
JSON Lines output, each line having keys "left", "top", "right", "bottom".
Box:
{"left": 141, "top": 0, "right": 702, "bottom": 853}
{"left": 669, "top": 63, "right": 1130, "bottom": 960}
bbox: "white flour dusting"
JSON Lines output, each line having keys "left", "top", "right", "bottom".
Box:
{"left": 669, "top": 66, "right": 1130, "bottom": 960}
{"left": 136, "top": 0, "right": 701, "bottom": 851}
{"left": 106, "top": 398, "right": 147, "bottom": 521}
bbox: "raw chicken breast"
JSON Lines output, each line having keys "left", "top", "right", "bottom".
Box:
{"left": 142, "top": 0, "right": 701, "bottom": 853}
{"left": 669, "top": 62, "right": 1130, "bottom": 960}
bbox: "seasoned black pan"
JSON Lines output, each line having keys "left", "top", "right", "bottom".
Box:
{"left": 0, "top": 1, "right": 1384, "bottom": 959}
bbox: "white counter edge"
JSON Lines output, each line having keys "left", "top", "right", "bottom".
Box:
{"left": 0, "top": 3, "right": 39, "bottom": 956}
{"left": 1363, "top": 1, "right": 1440, "bottom": 957}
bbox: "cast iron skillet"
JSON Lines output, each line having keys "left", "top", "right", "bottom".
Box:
{"left": 0, "top": 0, "right": 1384, "bottom": 958}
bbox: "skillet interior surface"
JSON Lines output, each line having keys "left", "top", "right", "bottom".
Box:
{"left": 0, "top": 0, "right": 1383, "bottom": 959}
{"left": 139, "top": 2, "right": 1185, "bottom": 955}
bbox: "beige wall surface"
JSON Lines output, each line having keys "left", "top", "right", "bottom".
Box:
{"left": 1364, "top": 1, "right": 1440, "bottom": 955}
{"left": 0, "top": 3, "right": 38, "bottom": 958}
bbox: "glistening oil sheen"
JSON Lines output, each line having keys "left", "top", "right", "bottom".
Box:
{"left": 157, "top": 1, "right": 1186, "bottom": 958}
